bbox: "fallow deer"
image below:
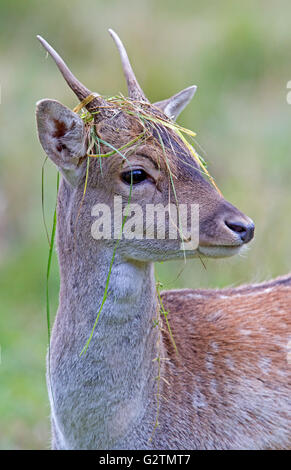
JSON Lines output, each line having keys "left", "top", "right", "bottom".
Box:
{"left": 36, "top": 30, "right": 291, "bottom": 450}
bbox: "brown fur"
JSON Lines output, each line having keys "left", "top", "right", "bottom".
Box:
{"left": 158, "top": 275, "right": 291, "bottom": 449}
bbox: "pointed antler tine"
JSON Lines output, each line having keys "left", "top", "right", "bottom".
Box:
{"left": 37, "top": 35, "right": 105, "bottom": 113}
{"left": 108, "top": 29, "right": 148, "bottom": 102}
{"left": 37, "top": 35, "right": 92, "bottom": 101}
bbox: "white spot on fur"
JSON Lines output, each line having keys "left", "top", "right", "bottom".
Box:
{"left": 240, "top": 329, "right": 252, "bottom": 335}
{"left": 210, "top": 342, "right": 219, "bottom": 352}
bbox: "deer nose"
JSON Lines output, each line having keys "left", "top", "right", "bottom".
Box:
{"left": 225, "top": 220, "right": 255, "bottom": 243}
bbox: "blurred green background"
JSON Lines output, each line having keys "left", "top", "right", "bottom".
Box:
{"left": 0, "top": 0, "right": 291, "bottom": 449}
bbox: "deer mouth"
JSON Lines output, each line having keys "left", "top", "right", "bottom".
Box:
{"left": 198, "top": 244, "right": 244, "bottom": 258}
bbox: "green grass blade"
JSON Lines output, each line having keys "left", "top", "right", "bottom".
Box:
{"left": 80, "top": 171, "right": 133, "bottom": 356}
{"left": 46, "top": 171, "right": 59, "bottom": 408}
{"left": 41, "top": 157, "right": 50, "bottom": 245}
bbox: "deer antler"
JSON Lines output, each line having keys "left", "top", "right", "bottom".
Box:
{"left": 37, "top": 35, "right": 106, "bottom": 113}
{"left": 108, "top": 29, "right": 148, "bottom": 102}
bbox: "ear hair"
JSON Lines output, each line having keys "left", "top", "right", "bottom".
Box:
{"left": 36, "top": 99, "right": 87, "bottom": 184}
{"left": 154, "top": 85, "right": 197, "bottom": 121}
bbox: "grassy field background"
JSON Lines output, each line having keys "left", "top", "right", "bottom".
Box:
{"left": 0, "top": 0, "right": 291, "bottom": 449}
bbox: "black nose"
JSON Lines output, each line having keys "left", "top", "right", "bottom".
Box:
{"left": 225, "top": 220, "right": 255, "bottom": 243}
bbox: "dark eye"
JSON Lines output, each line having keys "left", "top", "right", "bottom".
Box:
{"left": 121, "top": 169, "right": 148, "bottom": 185}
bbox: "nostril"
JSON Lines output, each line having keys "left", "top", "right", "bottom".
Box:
{"left": 225, "top": 220, "right": 255, "bottom": 243}
{"left": 225, "top": 222, "right": 245, "bottom": 234}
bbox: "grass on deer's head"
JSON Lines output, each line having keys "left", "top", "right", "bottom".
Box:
{"left": 77, "top": 93, "right": 220, "bottom": 193}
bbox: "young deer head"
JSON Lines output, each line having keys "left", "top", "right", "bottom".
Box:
{"left": 35, "top": 32, "right": 291, "bottom": 453}
{"left": 36, "top": 31, "right": 254, "bottom": 267}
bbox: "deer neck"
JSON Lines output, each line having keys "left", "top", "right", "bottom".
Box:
{"left": 58, "top": 241, "right": 159, "bottom": 333}
{"left": 51, "top": 215, "right": 160, "bottom": 448}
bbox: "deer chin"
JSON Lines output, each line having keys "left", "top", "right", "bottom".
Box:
{"left": 198, "top": 244, "right": 243, "bottom": 259}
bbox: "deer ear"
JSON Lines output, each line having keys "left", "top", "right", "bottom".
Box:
{"left": 153, "top": 85, "right": 197, "bottom": 121}
{"left": 36, "top": 99, "right": 87, "bottom": 183}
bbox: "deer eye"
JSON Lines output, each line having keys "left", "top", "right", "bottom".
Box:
{"left": 121, "top": 169, "right": 149, "bottom": 185}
